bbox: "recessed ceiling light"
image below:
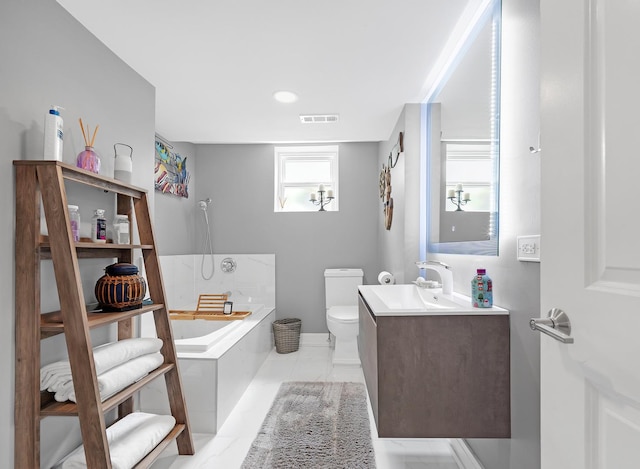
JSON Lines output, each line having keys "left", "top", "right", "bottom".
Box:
{"left": 273, "top": 91, "right": 299, "bottom": 104}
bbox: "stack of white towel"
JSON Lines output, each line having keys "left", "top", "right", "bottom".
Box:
{"left": 55, "top": 412, "right": 176, "bottom": 469}
{"left": 40, "top": 338, "right": 164, "bottom": 402}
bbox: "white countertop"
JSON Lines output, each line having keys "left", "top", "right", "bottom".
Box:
{"left": 358, "top": 284, "right": 509, "bottom": 316}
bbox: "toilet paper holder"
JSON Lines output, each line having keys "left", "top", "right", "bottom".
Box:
{"left": 378, "top": 271, "right": 395, "bottom": 285}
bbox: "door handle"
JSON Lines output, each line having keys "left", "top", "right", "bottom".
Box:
{"left": 530, "top": 308, "right": 574, "bottom": 344}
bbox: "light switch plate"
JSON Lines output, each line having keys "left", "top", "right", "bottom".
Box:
{"left": 517, "top": 235, "right": 541, "bottom": 262}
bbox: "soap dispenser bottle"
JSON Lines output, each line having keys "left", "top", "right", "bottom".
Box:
{"left": 43, "top": 105, "right": 64, "bottom": 161}
{"left": 471, "top": 269, "right": 493, "bottom": 308}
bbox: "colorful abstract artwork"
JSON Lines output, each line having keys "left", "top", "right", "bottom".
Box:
{"left": 154, "top": 140, "right": 190, "bottom": 198}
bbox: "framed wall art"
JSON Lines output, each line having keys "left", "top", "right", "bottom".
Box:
{"left": 154, "top": 139, "right": 190, "bottom": 198}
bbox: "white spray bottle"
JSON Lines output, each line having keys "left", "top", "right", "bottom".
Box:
{"left": 43, "top": 105, "right": 64, "bottom": 160}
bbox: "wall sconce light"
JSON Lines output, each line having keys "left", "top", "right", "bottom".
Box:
{"left": 447, "top": 183, "right": 471, "bottom": 211}
{"left": 388, "top": 131, "right": 404, "bottom": 168}
{"left": 309, "top": 184, "right": 334, "bottom": 211}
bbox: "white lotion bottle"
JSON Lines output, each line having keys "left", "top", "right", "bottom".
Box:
{"left": 43, "top": 105, "right": 64, "bottom": 160}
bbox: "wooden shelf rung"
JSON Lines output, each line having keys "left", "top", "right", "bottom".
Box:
{"left": 133, "top": 424, "right": 187, "bottom": 468}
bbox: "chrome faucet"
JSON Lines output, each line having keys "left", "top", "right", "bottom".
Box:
{"left": 415, "top": 260, "right": 453, "bottom": 295}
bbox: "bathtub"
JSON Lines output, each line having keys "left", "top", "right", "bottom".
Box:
{"left": 171, "top": 314, "right": 243, "bottom": 353}
{"left": 140, "top": 303, "right": 275, "bottom": 433}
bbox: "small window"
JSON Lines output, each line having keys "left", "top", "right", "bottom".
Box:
{"left": 274, "top": 145, "right": 339, "bottom": 212}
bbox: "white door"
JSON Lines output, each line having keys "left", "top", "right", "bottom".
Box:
{"left": 539, "top": 0, "right": 640, "bottom": 468}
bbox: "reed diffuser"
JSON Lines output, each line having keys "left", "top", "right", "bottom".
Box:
{"left": 76, "top": 118, "right": 101, "bottom": 173}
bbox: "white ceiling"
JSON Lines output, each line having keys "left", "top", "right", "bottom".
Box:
{"left": 57, "top": 0, "right": 477, "bottom": 144}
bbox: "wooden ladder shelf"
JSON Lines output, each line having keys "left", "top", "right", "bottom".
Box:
{"left": 14, "top": 161, "right": 194, "bottom": 468}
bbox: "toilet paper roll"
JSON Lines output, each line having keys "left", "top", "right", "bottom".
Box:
{"left": 378, "top": 271, "right": 395, "bottom": 285}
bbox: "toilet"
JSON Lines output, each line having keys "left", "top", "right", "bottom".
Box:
{"left": 324, "top": 268, "right": 364, "bottom": 365}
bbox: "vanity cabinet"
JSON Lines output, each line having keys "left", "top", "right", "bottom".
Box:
{"left": 358, "top": 293, "right": 510, "bottom": 438}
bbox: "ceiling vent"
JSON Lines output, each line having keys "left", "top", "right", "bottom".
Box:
{"left": 299, "top": 114, "right": 340, "bottom": 124}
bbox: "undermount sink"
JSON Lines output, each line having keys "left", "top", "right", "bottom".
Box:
{"left": 373, "top": 284, "right": 459, "bottom": 310}
{"left": 358, "top": 284, "right": 503, "bottom": 316}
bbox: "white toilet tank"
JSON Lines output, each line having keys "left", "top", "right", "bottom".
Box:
{"left": 324, "top": 268, "right": 364, "bottom": 308}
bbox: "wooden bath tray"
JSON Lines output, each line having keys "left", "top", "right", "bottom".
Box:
{"left": 169, "top": 294, "right": 252, "bottom": 321}
{"left": 169, "top": 310, "right": 252, "bottom": 321}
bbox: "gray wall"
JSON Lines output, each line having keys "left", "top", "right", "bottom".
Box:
{"left": 0, "top": 1, "right": 156, "bottom": 466}
{"left": 378, "top": 104, "right": 423, "bottom": 285}
{"left": 377, "top": 1, "right": 542, "bottom": 468}
{"left": 463, "top": 1, "right": 541, "bottom": 467}
{"left": 192, "top": 143, "right": 380, "bottom": 332}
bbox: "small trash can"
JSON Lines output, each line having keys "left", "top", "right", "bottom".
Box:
{"left": 272, "top": 318, "right": 302, "bottom": 354}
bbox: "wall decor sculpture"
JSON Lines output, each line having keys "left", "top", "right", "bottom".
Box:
{"left": 380, "top": 132, "right": 403, "bottom": 230}
{"left": 380, "top": 165, "right": 393, "bottom": 230}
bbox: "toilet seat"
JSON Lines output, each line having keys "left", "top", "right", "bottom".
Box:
{"left": 327, "top": 305, "right": 358, "bottom": 323}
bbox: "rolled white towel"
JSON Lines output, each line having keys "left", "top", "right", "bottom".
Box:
{"left": 56, "top": 412, "right": 176, "bottom": 469}
{"left": 41, "top": 338, "right": 163, "bottom": 392}
{"left": 40, "top": 361, "right": 72, "bottom": 391}
{"left": 53, "top": 352, "right": 164, "bottom": 403}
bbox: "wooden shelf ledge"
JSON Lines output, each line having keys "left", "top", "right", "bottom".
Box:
{"left": 39, "top": 242, "right": 155, "bottom": 260}
{"left": 41, "top": 304, "right": 165, "bottom": 338}
{"left": 40, "top": 363, "right": 175, "bottom": 417}
{"left": 13, "top": 160, "right": 147, "bottom": 198}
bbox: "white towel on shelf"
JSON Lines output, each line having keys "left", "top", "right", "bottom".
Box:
{"left": 56, "top": 412, "right": 176, "bottom": 469}
{"left": 53, "top": 352, "right": 164, "bottom": 403}
{"left": 40, "top": 337, "right": 163, "bottom": 392}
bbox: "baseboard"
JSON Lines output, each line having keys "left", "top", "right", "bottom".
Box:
{"left": 299, "top": 332, "right": 331, "bottom": 347}
{"left": 332, "top": 357, "right": 361, "bottom": 366}
{"left": 449, "top": 439, "right": 484, "bottom": 469}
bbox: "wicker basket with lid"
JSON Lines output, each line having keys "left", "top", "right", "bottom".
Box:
{"left": 95, "top": 263, "right": 147, "bottom": 312}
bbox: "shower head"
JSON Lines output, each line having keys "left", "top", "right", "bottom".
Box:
{"left": 198, "top": 198, "right": 212, "bottom": 211}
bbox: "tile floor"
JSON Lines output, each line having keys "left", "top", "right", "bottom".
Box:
{"left": 152, "top": 343, "right": 464, "bottom": 468}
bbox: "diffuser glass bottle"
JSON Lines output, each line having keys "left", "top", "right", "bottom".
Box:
{"left": 76, "top": 118, "right": 101, "bottom": 173}
{"left": 77, "top": 146, "right": 101, "bottom": 173}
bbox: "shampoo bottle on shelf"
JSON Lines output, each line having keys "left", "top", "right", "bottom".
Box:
{"left": 68, "top": 205, "right": 80, "bottom": 242}
{"left": 471, "top": 268, "right": 493, "bottom": 308}
{"left": 91, "top": 209, "right": 107, "bottom": 243}
{"left": 43, "top": 105, "right": 64, "bottom": 161}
